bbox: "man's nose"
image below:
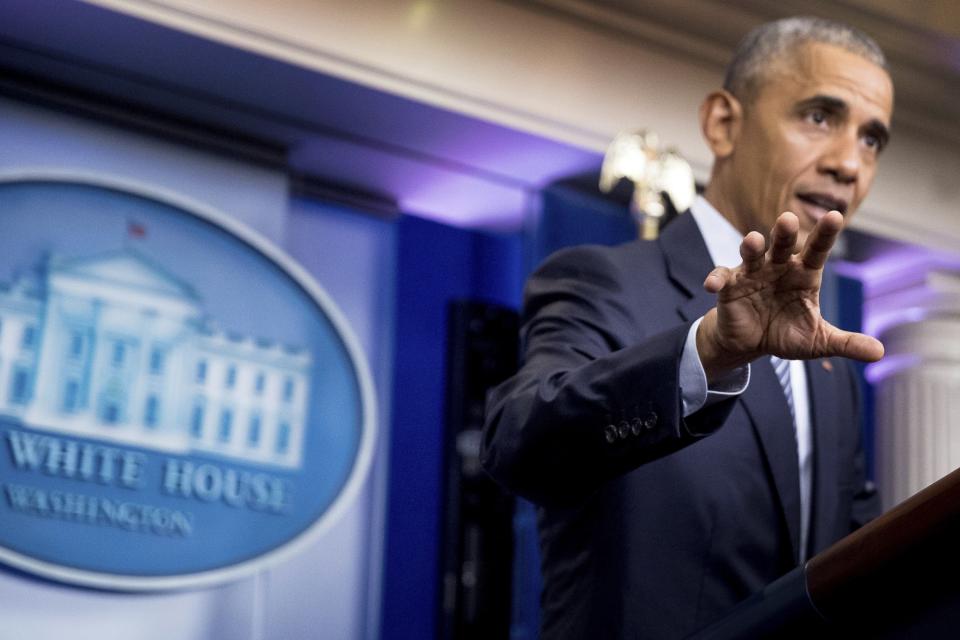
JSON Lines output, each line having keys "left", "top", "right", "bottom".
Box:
{"left": 819, "top": 130, "right": 861, "bottom": 184}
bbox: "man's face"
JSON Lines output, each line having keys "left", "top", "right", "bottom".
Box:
{"left": 723, "top": 42, "right": 894, "bottom": 243}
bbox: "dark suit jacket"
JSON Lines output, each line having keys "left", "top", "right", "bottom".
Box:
{"left": 481, "top": 212, "right": 879, "bottom": 639}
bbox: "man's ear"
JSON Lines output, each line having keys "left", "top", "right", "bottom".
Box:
{"left": 700, "top": 90, "right": 742, "bottom": 159}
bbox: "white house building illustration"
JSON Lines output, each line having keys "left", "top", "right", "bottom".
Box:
{"left": 0, "top": 250, "right": 311, "bottom": 470}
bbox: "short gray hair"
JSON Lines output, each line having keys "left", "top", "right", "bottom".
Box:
{"left": 723, "top": 16, "right": 887, "bottom": 102}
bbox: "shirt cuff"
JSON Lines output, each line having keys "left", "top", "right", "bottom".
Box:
{"left": 680, "top": 317, "right": 751, "bottom": 417}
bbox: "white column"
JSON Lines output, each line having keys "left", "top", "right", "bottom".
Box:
{"left": 870, "top": 271, "right": 960, "bottom": 510}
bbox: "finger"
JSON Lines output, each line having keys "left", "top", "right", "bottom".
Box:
{"left": 703, "top": 266, "right": 733, "bottom": 293}
{"left": 826, "top": 328, "right": 885, "bottom": 362}
{"left": 801, "top": 210, "right": 844, "bottom": 270}
{"left": 769, "top": 212, "right": 799, "bottom": 264}
{"left": 739, "top": 231, "right": 766, "bottom": 273}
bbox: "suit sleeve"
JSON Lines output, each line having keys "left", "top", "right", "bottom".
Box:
{"left": 480, "top": 244, "right": 734, "bottom": 507}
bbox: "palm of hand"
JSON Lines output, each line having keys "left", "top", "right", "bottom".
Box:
{"left": 715, "top": 257, "right": 831, "bottom": 360}
{"left": 698, "top": 211, "right": 883, "bottom": 380}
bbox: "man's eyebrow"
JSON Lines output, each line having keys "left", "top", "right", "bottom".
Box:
{"left": 795, "top": 94, "right": 848, "bottom": 113}
{"left": 796, "top": 94, "right": 891, "bottom": 149}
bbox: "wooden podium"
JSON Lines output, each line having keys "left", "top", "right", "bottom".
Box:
{"left": 690, "top": 466, "right": 960, "bottom": 638}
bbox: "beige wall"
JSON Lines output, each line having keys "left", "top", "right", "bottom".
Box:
{"left": 87, "top": 0, "right": 960, "bottom": 250}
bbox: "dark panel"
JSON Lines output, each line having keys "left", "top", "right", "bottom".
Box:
{"left": 440, "top": 300, "right": 519, "bottom": 640}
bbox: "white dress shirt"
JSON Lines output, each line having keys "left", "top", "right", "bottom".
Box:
{"left": 678, "top": 195, "right": 814, "bottom": 563}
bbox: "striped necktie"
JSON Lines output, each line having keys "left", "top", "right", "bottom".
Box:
{"left": 770, "top": 356, "right": 795, "bottom": 423}
{"left": 771, "top": 355, "right": 810, "bottom": 564}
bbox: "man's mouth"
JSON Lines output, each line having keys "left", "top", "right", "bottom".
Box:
{"left": 795, "top": 192, "right": 848, "bottom": 218}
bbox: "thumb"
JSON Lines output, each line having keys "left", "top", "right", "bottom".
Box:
{"left": 825, "top": 327, "right": 885, "bottom": 362}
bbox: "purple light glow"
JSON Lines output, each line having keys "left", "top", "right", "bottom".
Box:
{"left": 834, "top": 248, "right": 960, "bottom": 298}
{"left": 835, "top": 246, "right": 960, "bottom": 338}
{"left": 864, "top": 307, "right": 928, "bottom": 339}
{"left": 865, "top": 353, "right": 922, "bottom": 384}
{"left": 289, "top": 127, "right": 602, "bottom": 232}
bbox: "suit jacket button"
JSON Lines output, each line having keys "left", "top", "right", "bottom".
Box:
{"left": 644, "top": 413, "right": 658, "bottom": 429}
{"left": 605, "top": 425, "right": 618, "bottom": 443}
{"left": 618, "top": 421, "right": 630, "bottom": 439}
{"left": 630, "top": 417, "right": 642, "bottom": 435}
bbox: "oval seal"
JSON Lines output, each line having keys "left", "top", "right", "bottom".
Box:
{"left": 0, "top": 175, "right": 376, "bottom": 590}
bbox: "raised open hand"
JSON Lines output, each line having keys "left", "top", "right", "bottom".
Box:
{"left": 696, "top": 210, "right": 884, "bottom": 381}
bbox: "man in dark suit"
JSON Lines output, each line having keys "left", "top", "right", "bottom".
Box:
{"left": 482, "top": 17, "right": 892, "bottom": 639}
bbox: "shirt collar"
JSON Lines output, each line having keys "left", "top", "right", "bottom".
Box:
{"left": 689, "top": 195, "right": 744, "bottom": 268}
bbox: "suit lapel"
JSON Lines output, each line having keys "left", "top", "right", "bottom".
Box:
{"left": 658, "top": 213, "right": 716, "bottom": 322}
{"left": 661, "top": 212, "right": 802, "bottom": 561}
{"left": 739, "top": 357, "right": 802, "bottom": 562}
{"left": 806, "top": 358, "right": 840, "bottom": 556}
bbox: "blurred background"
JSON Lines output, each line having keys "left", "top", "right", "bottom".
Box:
{"left": 1, "top": 1, "right": 959, "bottom": 638}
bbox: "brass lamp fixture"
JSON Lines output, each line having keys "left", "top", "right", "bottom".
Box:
{"left": 599, "top": 130, "right": 696, "bottom": 240}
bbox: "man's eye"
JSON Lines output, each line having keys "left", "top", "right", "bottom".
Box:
{"left": 807, "top": 110, "right": 828, "bottom": 125}
{"left": 863, "top": 133, "right": 882, "bottom": 151}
